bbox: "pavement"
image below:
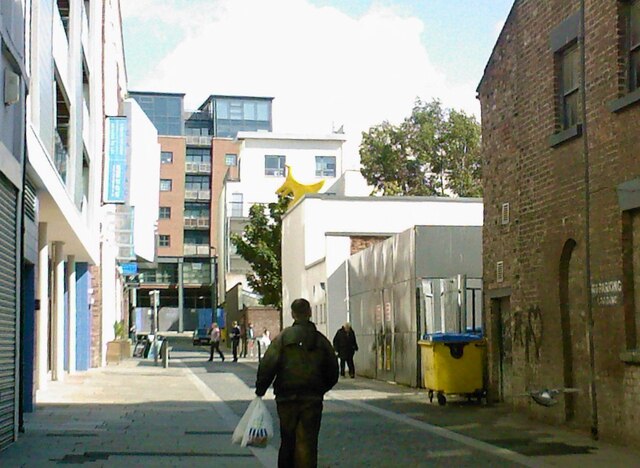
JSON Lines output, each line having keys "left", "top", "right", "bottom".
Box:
{"left": 1, "top": 342, "right": 639, "bottom": 467}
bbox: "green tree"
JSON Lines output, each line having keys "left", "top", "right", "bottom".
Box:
{"left": 359, "top": 99, "right": 482, "bottom": 197}
{"left": 230, "top": 195, "right": 291, "bottom": 309}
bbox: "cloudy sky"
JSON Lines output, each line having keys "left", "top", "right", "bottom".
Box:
{"left": 121, "top": 0, "right": 513, "bottom": 162}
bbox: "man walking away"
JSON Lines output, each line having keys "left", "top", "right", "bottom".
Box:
{"left": 333, "top": 323, "right": 358, "bottom": 378}
{"left": 255, "top": 298, "right": 339, "bottom": 468}
{"left": 230, "top": 321, "right": 241, "bottom": 362}
{"left": 208, "top": 322, "right": 225, "bottom": 362}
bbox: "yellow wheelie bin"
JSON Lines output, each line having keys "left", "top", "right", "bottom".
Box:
{"left": 419, "top": 333, "right": 486, "bottom": 406}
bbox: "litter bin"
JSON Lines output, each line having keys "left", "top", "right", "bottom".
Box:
{"left": 419, "top": 333, "right": 486, "bottom": 406}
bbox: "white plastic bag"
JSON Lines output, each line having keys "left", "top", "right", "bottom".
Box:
{"left": 232, "top": 397, "right": 273, "bottom": 448}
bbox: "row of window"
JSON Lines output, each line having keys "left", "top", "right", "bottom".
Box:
{"left": 159, "top": 205, "right": 211, "bottom": 220}
{"left": 160, "top": 150, "right": 336, "bottom": 177}
{"left": 158, "top": 231, "right": 210, "bottom": 248}
{"left": 556, "top": 2, "right": 640, "bottom": 132}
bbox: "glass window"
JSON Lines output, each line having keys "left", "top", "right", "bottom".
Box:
{"left": 315, "top": 156, "right": 336, "bottom": 177}
{"left": 559, "top": 44, "right": 580, "bottom": 129}
{"left": 185, "top": 175, "right": 210, "bottom": 190}
{"left": 161, "top": 151, "right": 173, "bottom": 164}
{"left": 186, "top": 147, "right": 210, "bottom": 163}
{"left": 244, "top": 102, "right": 256, "bottom": 120}
{"left": 159, "top": 235, "right": 170, "bottom": 247}
{"left": 159, "top": 207, "right": 171, "bottom": 219}
{"left": 184, "top": 203, "right": 209, "bottom": 218}
{"left": 230, "top": 193, "right": 243, "bottom": 217}
{"left": 229, "top": 102, "right": 243, "bottom": 120}
{"left": 216, "top": 100, "right": 229, "bottom": 119}
{"left": 265, "top": 155, "right": 286, "bottom": 176}
{"left": 225, "top": 154, "right": 238, "bottom": 166}
{"left": 160, "top": 179, "right": 172, "bottom": 191}
{"left": 256, "top": 102, "right": 269, "bottom": 121}
{"left": 184, "top": 230, "right": 209, "bottom": 245}
{"left": 630, "top": 1, "right": 640, "bottom": 91}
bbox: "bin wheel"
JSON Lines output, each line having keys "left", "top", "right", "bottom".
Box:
{"left": 428, "top": 390, "right": 434, "bottom": 403}
{"left": 437, "top": 392, "right": 446, "bottom": 406}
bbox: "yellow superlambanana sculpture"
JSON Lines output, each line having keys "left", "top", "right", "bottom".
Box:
{"left": 276, "top": 165, "right": 325, "bottom": 207}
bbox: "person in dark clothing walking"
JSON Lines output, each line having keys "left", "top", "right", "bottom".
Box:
{"left": 255, "top": 298, "right": 339, "bottom": 468}
{"left": 333, "top": 323, "right": 358, "bottom": 378}
{"left": 208, "top": 322, "right": 225, "bottom": 362}
{"left": 230, "top": 321, "right": 241, "bottom": 362}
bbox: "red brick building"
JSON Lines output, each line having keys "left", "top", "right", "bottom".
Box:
{"left": 478, "top": 0, "right": 640, "bottom": 445}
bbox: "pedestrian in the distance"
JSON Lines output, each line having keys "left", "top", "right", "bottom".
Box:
{"left": 208, "top": 322, "right": 225, "bottom": 362}
{"left": 247, "top": 322, "right": 256, "bottom": 358}
{"left": 257, "top": 328, "right": 271, "bottom": 360}
{"left": 333, "top": 322, "right": 358, "bottom": 378}
{"left": 230, "top": 321, "right": 241, "bottom": 362}
{"left": 256, "top": 298, "right": 339, "bottom": 468}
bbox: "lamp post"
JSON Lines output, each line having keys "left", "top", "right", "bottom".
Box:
{"left": 210, "top": 247, "right": 218, "bottom": 324}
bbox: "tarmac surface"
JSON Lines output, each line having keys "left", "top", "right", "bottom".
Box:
{"left": 2, "top": 337, "right": 639, "bottom": 467}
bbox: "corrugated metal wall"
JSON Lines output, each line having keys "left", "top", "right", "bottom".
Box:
{"left": 0, "top": 175, "right": 18, "bottom": 449}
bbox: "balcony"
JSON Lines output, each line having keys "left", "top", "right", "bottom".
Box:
{"left": 185, "top": 162, "right": 211, "bottom": 174}
{"left": 185, "top": 135, "right": 212, "bottom": 147}
{"left": 184, "top": 217, "right": 210, "bottom": 229}
{"left": 185, "top": 189, "right": 211, "bottom": 201}
{"left": 183, "top": 244, "right": 211, "bottom": 256}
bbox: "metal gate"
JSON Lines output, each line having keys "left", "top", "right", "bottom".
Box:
{"left": 0, "top": 175, "right": 18, "bottom": 450}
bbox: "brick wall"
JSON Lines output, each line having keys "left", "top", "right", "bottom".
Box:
{"left": 350, "top": 236, "right": 388, "bottom": 255}
{"left": 89, "top": 265, "right": 102, "bottom": 368}
{"left": 479, "top": 0, "right": 640, "bottom": 445}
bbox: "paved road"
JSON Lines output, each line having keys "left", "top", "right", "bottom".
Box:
{"left": 179, "top": 345, "right": 533, "bottom": 468}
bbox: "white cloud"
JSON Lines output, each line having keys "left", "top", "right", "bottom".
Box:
{"left": 121, "top": 0, "right": 480, "bottom": 167}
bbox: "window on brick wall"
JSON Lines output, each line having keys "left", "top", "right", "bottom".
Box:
{"left": 558, "top": 43, "right": 580, "bottom": 130}
{"left": 628, "top": 0, "right": 640, "bottom": 91}
{"left": 159, "top": 235, "right": 170, "bottom": 247}
{"left": 159, "top": 206, "right": 171, "bottom": 219}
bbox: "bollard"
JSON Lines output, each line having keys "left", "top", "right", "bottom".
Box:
{"left": 162, "top": 339, "right": 169, "bottom": 368}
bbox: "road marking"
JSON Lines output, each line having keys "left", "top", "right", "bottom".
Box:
{"left": 328, "top": 391, "right": 546, "bottom": 468}
{"left": 178, "top": 361, "right": 279, "bottom": 468}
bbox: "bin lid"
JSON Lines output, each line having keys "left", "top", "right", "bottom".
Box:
{"left": 423, "top": 332, "right": 484, "bottom": 343}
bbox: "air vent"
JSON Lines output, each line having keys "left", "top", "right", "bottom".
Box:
{"left": 501, "top": 203, "right": 510, "bottom": 225}
{"left": 496, "top": 261, "right": 504, "bottom": 283}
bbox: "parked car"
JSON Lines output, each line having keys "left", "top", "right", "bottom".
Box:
{"left": 193, "top": 328, "right": 211, "bottom": 346}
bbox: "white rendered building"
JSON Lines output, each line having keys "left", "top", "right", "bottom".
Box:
{"left": 219, "top": 131, "right": 347, "bottom": 298}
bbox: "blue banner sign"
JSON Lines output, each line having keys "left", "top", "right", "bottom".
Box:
{"left": 121, "top": 263, "right": 138, "bottom": 276}
{"left": 104, "top": 116, "right": 129, "bottom": 203}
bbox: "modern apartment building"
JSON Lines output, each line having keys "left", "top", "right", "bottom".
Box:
{"left": 0, "top": 0, "right": 28, "bottom": 450}
{"left": 17, "top": 0, "right": 158, "bottom": 447}
{"left": 478, "top": 0, "right": 640, "bottom": 445}
{"left": 129, "top": 92, "right": 274, "bottom": 331}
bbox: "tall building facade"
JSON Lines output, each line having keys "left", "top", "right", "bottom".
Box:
{"left": 479, "top": 0, "right": 640, "bottom": 445}
{"left": 0, "top": 0, "right": 28, "bottom": 450}
{"left": 129, "top": 93, "right": 274, "bottom": 330}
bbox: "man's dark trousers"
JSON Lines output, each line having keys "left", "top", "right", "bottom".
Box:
{"left": 340, "top": 355, "right": 355, "bottom": 377}
{"left": 209, "top": 341, "right": 224, "bottom": 361}
{"left": 276, "top": 400, "right": 323, "bottom": 468}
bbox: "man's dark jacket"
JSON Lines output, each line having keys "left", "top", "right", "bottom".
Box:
{"left": 255, "top": 321, "right": 339, "bottom": 401}
{"left": 333, "top": 327, "right": 358, "bottom": 359}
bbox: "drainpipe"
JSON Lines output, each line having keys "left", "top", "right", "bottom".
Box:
{"left": 579, "top": 0, "right": 598, "bottom": 440}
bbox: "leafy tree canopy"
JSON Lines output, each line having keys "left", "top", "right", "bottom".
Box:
{"left": 230, "top": 195, "right": 291, "bottom": 309}
{"left": 359, "top": 99, "right": 482, "bottom": 197}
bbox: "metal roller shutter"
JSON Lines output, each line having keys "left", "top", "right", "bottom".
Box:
{"left": 0, "top": 174, "right": 17, "bottom": 450}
